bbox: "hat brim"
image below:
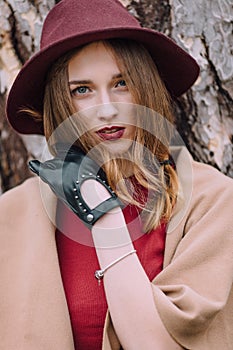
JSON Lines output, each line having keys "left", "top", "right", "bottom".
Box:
{"left": 6, "top": 27, "right": 200, "bottom": 135}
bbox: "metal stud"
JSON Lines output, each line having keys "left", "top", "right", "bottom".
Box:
{"left": 75, "top": 196, "right": 78, "bottom": 199}
{"left": 79, "top": 202, "right": 82, "bottom": 206}
{"left": 73, "top": 188, "right": 77, "bottom": 191}
{"left": 86, "top": 214, "right": 94, "bottom": 222}
{"left": 81, "top": 174, "right": 85, "bottom": 178}
{"left": 76, "top": 180, "right": 79, "bottom": 184}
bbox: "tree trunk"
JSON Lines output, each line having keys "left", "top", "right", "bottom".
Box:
{"left": 170, "top": 0, "right": 233, "bottom": 176}
{"left": 0, "top": 0, "right": 232, "bottom": 193}
{"left": 0, "top": 0, "right": 55, "bottom": 193}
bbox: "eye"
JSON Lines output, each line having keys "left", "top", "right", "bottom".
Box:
{"left": 71, "top": 86, "right": 90, "bottom": 96}
{"left": 115, "top": 79, "right": 127, "bottom": 88}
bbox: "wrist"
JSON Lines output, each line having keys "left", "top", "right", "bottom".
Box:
{"left": 95, "top": 249, "right": 137, "bottom": 284}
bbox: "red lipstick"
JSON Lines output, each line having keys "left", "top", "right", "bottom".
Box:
{"left": 97, "top": 126, "right": 125, "bottom": 141}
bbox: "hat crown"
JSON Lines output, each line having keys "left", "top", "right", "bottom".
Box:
{"left": 41, "top": 0, "right": 140, "bottom": 49}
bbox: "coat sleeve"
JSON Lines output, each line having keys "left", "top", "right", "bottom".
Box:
{"left": 0, "top": 178, "right": 75, "bottom": 350}
{"left": 151, "top": 162, "right": 233, "bottom": 349}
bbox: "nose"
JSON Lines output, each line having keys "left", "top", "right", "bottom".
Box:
{"left": 96, "top": 102, "right": 118, "bottom": 120}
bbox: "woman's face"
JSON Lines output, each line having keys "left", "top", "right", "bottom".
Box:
{"left": 68, "top": 41, "right": 136, "bottom": 154}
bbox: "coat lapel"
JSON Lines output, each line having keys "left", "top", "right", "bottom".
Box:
{"left": 164, "top": 146, "right": 193, "bottom": 267}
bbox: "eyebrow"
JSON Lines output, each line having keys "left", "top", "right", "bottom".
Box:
{"left": 68, "top": 73, "right": 123, "bottom": 85}
{"left": 68, "top": 79, "right": 91, "bottom": 85}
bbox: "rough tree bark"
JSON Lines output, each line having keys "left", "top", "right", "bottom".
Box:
{"left": 0, "top": 0, "right": 54, "bottom": 193}
{"left": 171, "top": 0, "right": 233, "bottom": 176}
{"left": 0, "top": 0, "right": 232, "bottom": 193}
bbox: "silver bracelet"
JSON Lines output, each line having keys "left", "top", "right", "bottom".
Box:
{"left": 95, "top": 249, "right": 137, "bottom": 282}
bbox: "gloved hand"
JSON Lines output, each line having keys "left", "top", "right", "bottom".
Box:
{"left": 29, "top": 144, "right": 122, "bottom": 228}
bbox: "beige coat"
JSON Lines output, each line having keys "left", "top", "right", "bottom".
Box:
{"left": 0, "top": 147, "right": 233, "bottom": 349}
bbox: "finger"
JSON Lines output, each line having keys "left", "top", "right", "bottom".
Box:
{"left": 28, "top": 160, "right": 41, "bottom": 175}
{"left": 81, "top": 179, "right": 111, "bottom": 209}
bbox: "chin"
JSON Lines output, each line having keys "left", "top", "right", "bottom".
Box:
{"left": 103, "top": 139, "right": 133, "bottom": 156}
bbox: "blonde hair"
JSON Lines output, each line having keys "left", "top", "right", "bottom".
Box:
{"left": 27, "top": 39, "right": 178, "bottom": 232}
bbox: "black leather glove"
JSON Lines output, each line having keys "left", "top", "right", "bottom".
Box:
{"left": 29, "top": 144, "right": 122, "bottom": 228}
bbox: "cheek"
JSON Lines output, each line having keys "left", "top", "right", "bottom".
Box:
{"left": 128, "top": 125, "right": 136, "bottom": 139}
{"left": 75, "top": 108, "right": 98, "bottom": 132}
{"left": 128, "top": 112, "right": 136, "bottom": 130}
{"left": 72, "top": 99, "right": 87, "bottom": 112}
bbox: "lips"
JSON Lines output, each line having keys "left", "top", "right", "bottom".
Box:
{"left": 97, "top": 126, "right": 125, "bottom": 141}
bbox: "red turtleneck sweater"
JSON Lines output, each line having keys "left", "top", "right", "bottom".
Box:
{"left": 56, "top": 199, "right": 166, "bottom": 349}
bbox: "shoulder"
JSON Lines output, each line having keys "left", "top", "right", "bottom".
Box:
{"left": 191, "top": 160, "right": 233, "bottom": 210}
{"left": 171, "top": 145, "right": 233, "bottom": 193}
{"left": 168, "top": 147, "right": 233, "bottom": 235}
{"left": 0, "top": 178, "right": 40, "bottom": 225}
{"left": 0, "top": 177, "right": 40, "bottom": 209}
{"left": 0, "top": 177, "right": 40, "bottom": 202}
{"left": 192, "top": 160, "right": 233, "bottom": 191}
{"left": 185, "top": 160, "right": 233, "bottom": 231}
{"left": 165, "top": 155, "right": 233, "bottom": 266}
{"left": 0, "top": 177, "right": 57, "bottom": 223}
{"left": 0, "top": 177, "right": 57, "bottom": 234}
{"left": 169, "top": 151, "right": 233, "bottom": 234}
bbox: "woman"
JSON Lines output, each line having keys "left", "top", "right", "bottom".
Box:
{"left": 1, "top": 0, "right": 233, "bottom": 349}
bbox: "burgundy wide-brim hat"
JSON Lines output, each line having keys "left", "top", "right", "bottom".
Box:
{"left": 6, "top": 0, "right": 200, "bottom": 135}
